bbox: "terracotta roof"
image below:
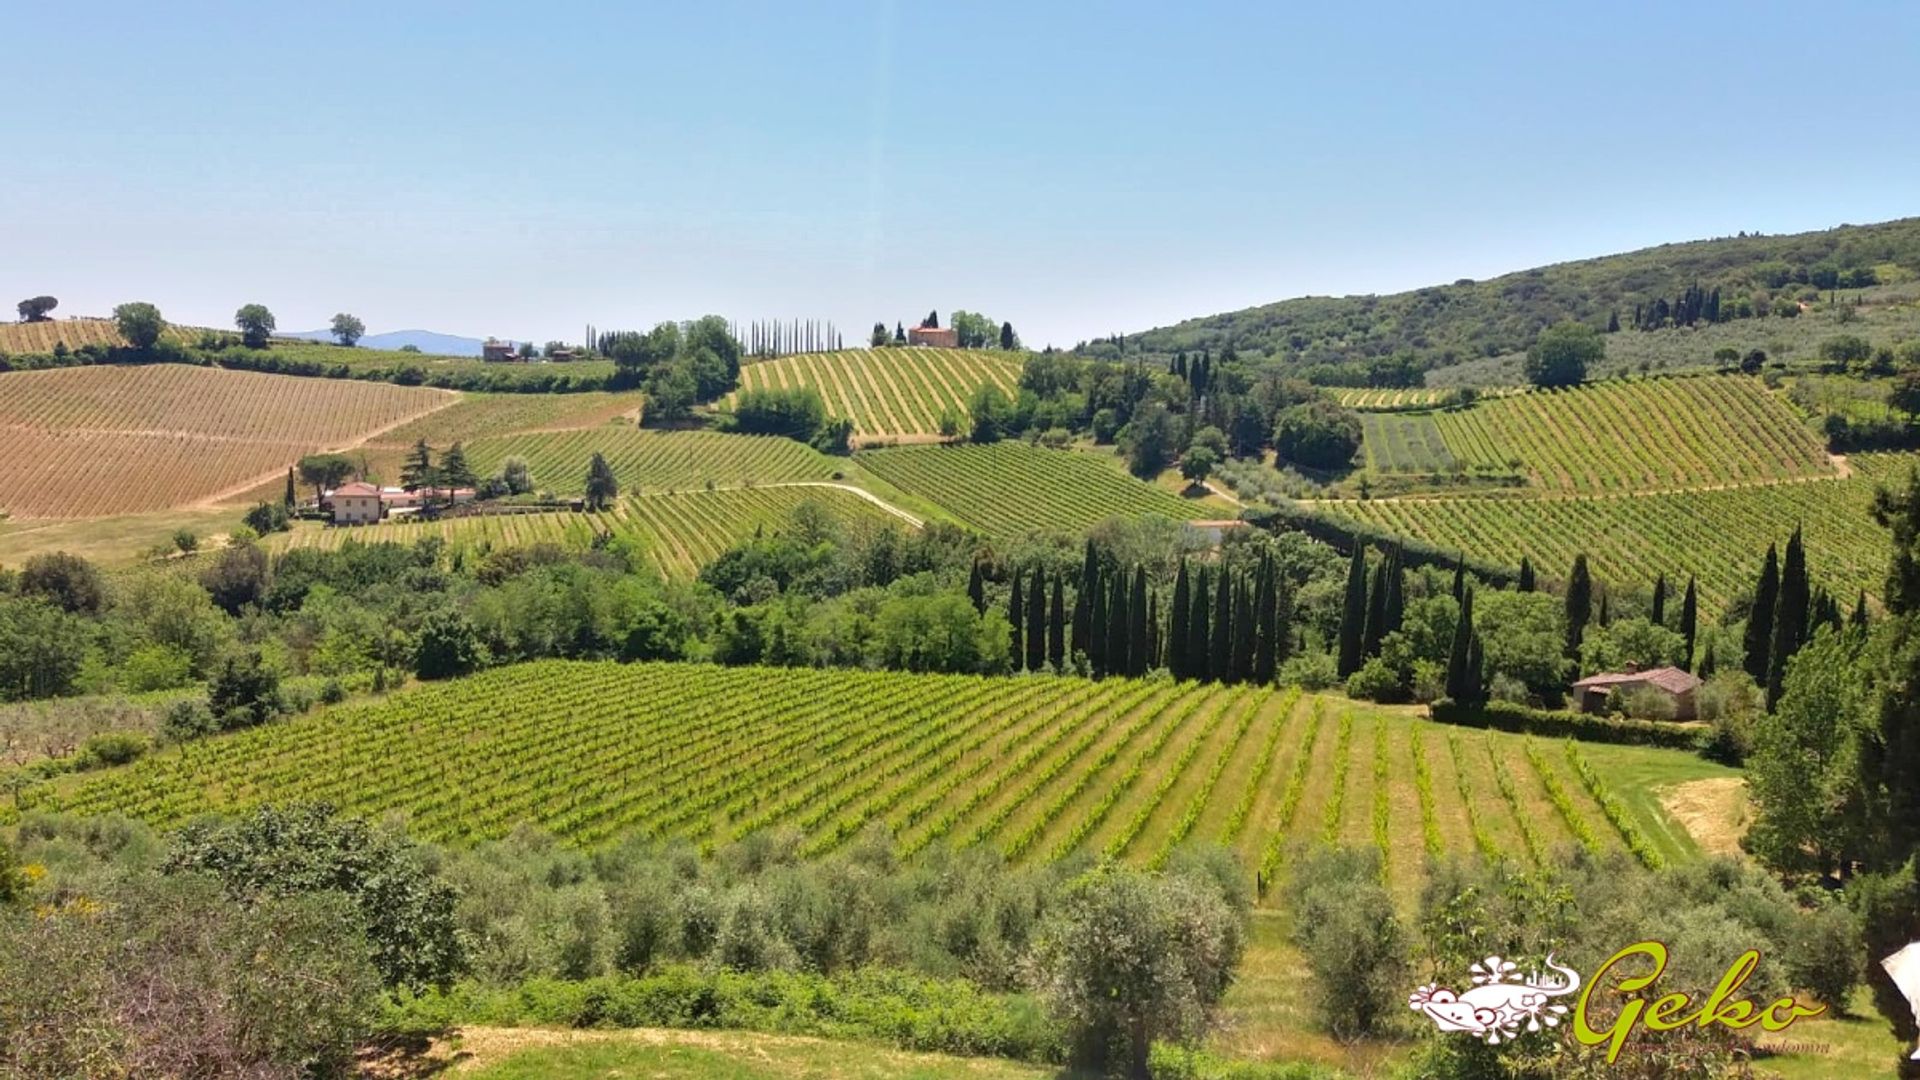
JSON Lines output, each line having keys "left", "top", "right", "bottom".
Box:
{"left": 331, "top": 482, "right": 380, "bottom": 497}
{"left": 1572, "top": 666, "right": 1701, "bottom": 694}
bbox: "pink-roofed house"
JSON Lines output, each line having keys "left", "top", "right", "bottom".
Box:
{"left": 1570, "top": 664, "right": 1702, "bottom": 720}
{"left": 325, "top": 482, "right": 383, "bottom": 525}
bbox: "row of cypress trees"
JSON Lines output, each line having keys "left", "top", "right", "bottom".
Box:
{"left": 1739, "top": 526, "right": 1866, "bottom": 707}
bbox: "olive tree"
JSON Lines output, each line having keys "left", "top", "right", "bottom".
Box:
{"left": 112, "top": 301, "right": 165, "bottom": 350}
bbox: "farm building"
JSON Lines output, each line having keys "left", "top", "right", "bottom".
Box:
{"left": 907, "top": 326, "right": 958, "bottom": 348}
{"left": 325, "top": 482, "right": 384, "bottom": 525}
{"left": 481, "top": 339, "right": 523, "bottom": 362}
{"left": 1571, "top": 664, "right": 1701, "bottom": 720}
{"left": 1183, "top": 520, "right": 1251, "bottom": 546}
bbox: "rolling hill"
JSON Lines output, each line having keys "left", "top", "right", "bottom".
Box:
{"left": 725, "top": 347, "right": 1022, "bottom": 445}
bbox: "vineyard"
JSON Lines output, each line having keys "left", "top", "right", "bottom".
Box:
{"left": 269, "top": 485, "right": 902, "bottom": 578}
{"left": 1359, "top": 413, "right": 1457, "bottom": 473}
{"left": 1320, "top": 453, "right": 1917, "bottom": 613}
{"left": 0, "top": 365, "right": 451, "bottom": 519}
{"left": 373, "top": 390, "right": 646, "bottom": 445}
{"left": 0, "top": 317, "right": 204, "bottom": 354}
{"left": 13, "top": 661, "right": 1728, "bottom": 897}
{"left": 1430, "top": 374, "right": 1830, "bottom": 492}
{"left": 726, "top": 347, "right": 1022, "bottom": 444}
{"left": 857, "top": 443, "right": 1204, "bottom": 537}
{"left": 451, "top": 429, "right": 843, "bottom": 495}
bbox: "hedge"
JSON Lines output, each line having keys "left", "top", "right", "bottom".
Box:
{"left": 1244, "top": 502, "right": 1518, "bottom": 587}
{"left": 1427, "top": 698, "right": 1704, "bottom": 751}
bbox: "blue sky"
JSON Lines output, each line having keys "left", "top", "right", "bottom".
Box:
{"left": 6, "top": 1, "right": 1918, "bottom": 349}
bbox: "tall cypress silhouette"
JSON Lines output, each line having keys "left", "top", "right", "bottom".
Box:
{"left": 1147, "top": 590, "right": 1161, "bottom": 670}
{"left": 1565, "top": 554, "right": 1593, "bottom": 661}
{"left": 1088, "top": 563, "right": 1109, "bottom": 675}
{"left": 1766, "top": 527, "right": 1809, "bottom": 708}
{"left": 1252, "top": 553, "right": 1278, "bottom": 685}
{"left": 1679, "top": 577, "right": 1699, "bottom": 671}
{"left": 1743, "top": 544, "right": 1779, "bottom": 683}
{"left": 1169, "top": 560, "right": 1192, "bottom": 679}
{"left": 1106, "top": 574, "right": 1130, "bottom": 678}
{"left": 967, "top": 561, "right": 986, "bottom": 613}
{"left": 1008, "top": 573, "right": 1024, "bottom": 671}
{"left": 1070, "top": 577, "right": 1091, "bottom": 669}
{"left": 1048, "top": 576, "right": 1066, "bottom": 672}
{"left": 1852, "top": 590, "right": 1870, "bottom": 629}
{"left": 1446, "top": 588, "right": 1475, "bottom": 701}
{"left": 1465, "top": 631, "right": 1486, "bottom": 705}
{"left": 1191, "top": 568, "right": 1212, "bottom": 681}
{"left": 1026, "top": 566, "right": 1047, "bottom": 673}
{"left": 1650, "top": 573, "right": 1668, "bottom": 627}
{"left": 1362, "top": 556, "right": 1390, "bottom": 659}
{"left": 1129, "top": 567, "right": 1150, "bottom": 677}
{"left": 1337, "top": 547, "right": 1367, "bottom": 677}
{"left": 1210, "top": 569, "right": 1233, "bottom": 682}
{"left": 1517, "top": 556, "right": 1535, "bottom": 592}
{"left": 1451, "top": 558, "right": 1466, "bottom": 603}
{"left": 1073, "top": 541, "right": 1098, "bottom": 660}
{"left": 1381, "top": 547, "right": 1405, "bottom": 640}
{"left": 1230, "top": 577, "right": 1255, "bottom": 683}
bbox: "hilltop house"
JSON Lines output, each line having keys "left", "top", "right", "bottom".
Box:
{"left": 325, "top": 482, "right": 384, "bottom": 525}
{"left": 1570, "top": 664, "right": 1701, "bottom": 720}
{"left": 907, "top": 326, "right": 958, "bottom": 348}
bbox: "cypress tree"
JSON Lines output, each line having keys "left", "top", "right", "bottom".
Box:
{"left": 1465, "top": 632, "right": 1486, "bottom": 705}
{"left": 1088, "top": 565, "right": 1109, "bottom": 675}
{"left": 1680, "top": 577, "right": 1699, "bottom": 671}
{"left": 1766, "top": 527, "right": 1809, "bottom": 708}
{"left": 1074, "top": 540, "right": 1098, "bottom": 657}
{"left": 967, "top": 561, "right": 986, "bottom": 614}
{"left": 1451, "top": 558, "right": 1466, "bottom": 603}
{"left": 1008, "top": 573, "right": 1025, "bottom": 671}
{"left": 1129, "top": 568, "right": 1150, "bottom": 677}
{"left": 1106, "top": 574, "right": 1130, "bottom": 678}
{"left": 1381, "top": 547, "right": 1405, "bottom": 640}
{"left": 1231, "top": 576, "right": 1255, "bottom": 683}
{"left": 1337, "top": 546, "right": 1368, "bottom": 677}
{"left": 1518, "top": 556, "right": 1535, "bottom": 593}
{"left": 1446, "top": 587, "right": 1474, "bottom": 701}
{"left": 1698, "top": 640, "right": 1717, "bottom": 679}
{"left": 1596, "top": 589, "right": 1610, "bottom": 629}
{"left": 1147, "top": 591, "right": 1161, "bottom": 671}
{"left": 1273, "top": 579, "right": 1294, "bottom": 671}
{"left": 1191, "top": 568, "right": 1211, "bottom": 682}
{"left": 1027, "top": 566, "right": 1047, "bottom": 673}
{"left": 1744, "top": 544, "right": 1779, "bottom": 683}
{"left": 1565, "top": 554, "right": 1593, "bottom": 660}
{"left": 1169, "top": 561, "right": 1192, "bottom": 679}
{"left": 1210, "top": 569, "right": 1233, "bottom": 682}
{"left": 1651, "top": 573, "right": 1668, "bottom": 627}
{"left": 1252, "top": 554, "right": 1278, "bottom": 685}
{"left": 1362, "top": 556, "right": 1390, "bottom": 659}
{"left": 284, "top": 467, "right": 296, "bottom": 508}
{"left": 1070, "top": 577, "right": 1091, "bottom": 669}
{"left": 1852, "top": 590, "right": 1870, "bottom": 629}
{"left": 1049, "top": 576, "right": 1066, "bottom": 672}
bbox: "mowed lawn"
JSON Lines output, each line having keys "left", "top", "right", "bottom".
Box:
{"left": 19, "top": 662, "right": 1734, "bottom": 900}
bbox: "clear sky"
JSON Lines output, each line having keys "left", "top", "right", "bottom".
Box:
{"left": 6, "top": 1, "right": 1918, "bottom": 349}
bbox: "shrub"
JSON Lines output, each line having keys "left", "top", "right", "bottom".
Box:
{"left": 1278, "top": 651, "right": 1339, "bottom": 691}
{"left": 1428, "top": 698, "right": 1703, "bottom": 750}
{"left": 1285, "top": 846, "right": 1407, "bottom": 1040}
{"left": 1786, "top": 902, "right": 1862, "bottom": 1012}
{"left": 160, "top": 697, "right": 217, "bottom": 742}
{"left": 76, "top": 731, "right": 148, "bottom": 769}
{"left": 1345, "top": 657, "right": 1404, "bottom": 703}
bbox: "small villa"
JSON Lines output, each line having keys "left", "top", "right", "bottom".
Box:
{"left": 322, "top": 484, "right": 477, "bottom": 524}
{"left": 1570, "top": 664, "right": 1702, "bottom": 720}
{"left": 325, "top": 482, "right": 383, "bottom": 525}
{"left": 907, "top": 326, "right": 958, "bottom": 348}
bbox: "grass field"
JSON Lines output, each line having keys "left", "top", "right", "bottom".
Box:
{"left": 727, "top": 348, "right": 1023, "bottom": 444}
{"left": 1320, "top": 452, "right": 1915, "bottom": 612}
{"left": 267, "top": 485, "right": 902, "bottom": 578}
{"left": 1431, "top": 374, "right": 1830, "bottom": 492}
{"left": 17, "top": 661, "right": 1730, "bottom": 895}
{"left": 0, "top": 365, "right": 451, "bottom": 519}
{"left": 858, "top": 443, "right": 1205, "bottom": 536}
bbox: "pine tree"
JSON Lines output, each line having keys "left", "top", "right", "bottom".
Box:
{"left": 1337, "top": 547, "right": 1368, "bottom": 677}
{"left": 1744, "top": 544, "right": 1780, "bottom": 684}
{"left": 1230, "top": 577, "right": 1255, "bottom": 683}
{"left": 1680, "top": 577, "right": 1699, "bottom": 671}
{"left": 967, "top": 561, "right": 986, "bottom": 613}
{"left": 1027, "top": 566, "right": 1047, "bottom": 673}
{"left": 1252, "top": 554, "right": 1278, "bottom": 685}
{"left": 1129, "top": 568, "right": 1150, "bottom": 677}
{"left": 1766, "top": 527, "right": 1809, "bottom": 708}
{"left": 284, "top": 467, "right": 296, "bottom": 508}
{"left": 1517, "top": 556, "right": 1535, "bottom": 593}
{"left": 1446, "top": 588, "right": 1475, "bottom": 701}
{"left": 1049, "top": 577, "right": 1066, "bottom": 672}
{"left": 1106, "top": 574, "right": 1130, "bottom": 678}
{"left": 1008, "top": 572, "right": 1025, "bottom": 671}
{"left": 1169, "top": 560, "right": 1192, "bottom": 679}
{"left": 1190, "top": 568, "right": 1211, "bottom": 682}
{"left": 1210, "top": 569, "right": 1233, "bottom": 682}
{"left": 400, "top": 439, "right": 436, "bottom": 493}
{"left": 441, "top": 442, "right": 476, "bottom": 491}
{"left": 1565, "top": 554, "right": 1593, "bottom": 660}
{"left": 1651, "top": 574, "right": 1668, "bottom": 627}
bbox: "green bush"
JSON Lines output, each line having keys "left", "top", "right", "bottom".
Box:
{"left": 1428, "top": 698, "right": 1703, "bottom": 750}
{"left": 1345, "top": 656, "right": 1404, "bottom": 703}
{"left": 1285, "top": 846, "right": 1408, "bottom": 1040}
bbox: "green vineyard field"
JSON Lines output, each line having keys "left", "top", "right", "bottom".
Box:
{"left": 1320, "top": 453, "right": 1917, "bottom": 612}
{"left": 1360, "top": 413, "right": 1457, "bottom": 473}
{"left": 1431, "top": 374, "right": 1830, "bottom": 492}
{"left": 453, "top": 429, "right": 842, "bottom": 495}
{"left": 374, "top": 391, "right": 646, "bottom": 445}
{"left": 269, "top": 485, "right": 900, "bottom": 578}
{"left": 728, "top": 347, "right": 1022, "bottom": 443}
{"left": 14, "top": 661, "right": 1728, "bottom": 898}
{"left": 858, "top": 442, "right": 1205, "bottom": 536}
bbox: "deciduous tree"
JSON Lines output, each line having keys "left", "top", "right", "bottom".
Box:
{"left": 330, "top": 312, "right": 365, "bottom": 346}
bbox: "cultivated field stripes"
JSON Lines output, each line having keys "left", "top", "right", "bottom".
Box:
{"left": 0, "top": 317, "right": 205, "bottom": 354}
{"left": 1431, "top": 374, "right": 1830, "bottom": 493}
{"left": 729, "top": 348, "right": 1023, "bottom": 443}
{"left": 1361, "top": 413, "right": 1457, "bottom": 473}
{"left": 373, "top": 391, "right": 646, "bottom": 445}
{"left": 459, "top": 429, "right": 839, "bottom": 495}
{"left": 858, "top": 442, "right": 1205, "bottom": 537}
{"left": 1321, "top": 454, "right": 1915, "bottom": 614}
{"left": 14, "top": 664, "right": 1711, "bottom": 900}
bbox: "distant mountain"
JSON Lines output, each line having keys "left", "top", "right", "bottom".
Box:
{"left": 1094, "top": 217, "right": 1920, "bottom": 376}
{"left": 282, "top": 328, "right": 488, "bottom": 357}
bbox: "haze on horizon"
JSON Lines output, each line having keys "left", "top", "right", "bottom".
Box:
{"left": 6, "top": 0, "right": 1918, "bottom": 350}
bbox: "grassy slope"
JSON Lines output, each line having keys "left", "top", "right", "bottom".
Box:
{"left": 1110, "top": 216, "right": 1920, "bottom": 371}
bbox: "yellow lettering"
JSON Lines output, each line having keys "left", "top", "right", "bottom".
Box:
{"left": 1574, "top": 941, "right": 1668, "bottom": 1063}
{"left": 1700, "top": 951, "right": 1763, "bottom": 1029}
{"left": 1761, "top": 997, "right": 1825, "bottom": 1032}
{"left": 1643, "top": 992, "right": 1696, "bottom": 1031}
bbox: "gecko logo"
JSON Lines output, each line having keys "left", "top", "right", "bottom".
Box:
{"left": 1409, "top": 954, "right": 1581, "bottom": 1044}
